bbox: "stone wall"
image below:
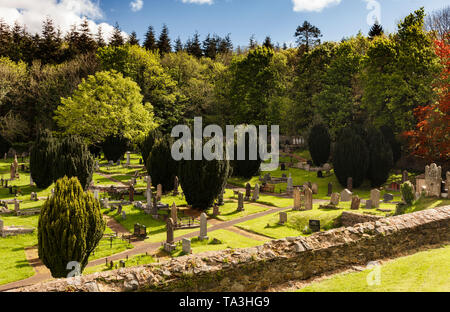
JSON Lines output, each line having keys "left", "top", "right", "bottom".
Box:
{"left": 17, "top": 206, "right": 450, "bottom": 293}
{"left": 340, "top": 211, "right": 384, "bottom": 227}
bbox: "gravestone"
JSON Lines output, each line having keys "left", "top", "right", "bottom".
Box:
{"left": 129, "top": 185, "right": 134, "bottom": 202}
{"left": 173, "top": 176, "right": 179, "bottom": 196}
{"left": 164, "top": 218, "right": 176, "bottom": 252}
{"left": 171, "top": 203, "right": 178, "bottom": 225}
{"left": 383, "top": 193, "right": 394, "bottom": 203}
{"left": 286, "top": 173, "right": 293, "bottom": 195}
{"left": 182, "top": 238, "right": 191, "bottom": 254}
{"left": 323, "top": 163, "right": 331, "bottom": 175}
{"left": 237, "top": 192, "right": 244, "bottom": 212}
{"left": 122, "top": 210, "right": 126, "bottom": 220}
{"left": 157, "top": 184, "right": 163, "bottom": 199}
{"left": 213, "top": 205, "right": 220, "bottom": 217}
{"left": 126, "top": 152, "right": 131, "bottom": 166}
{"left": 94, "top": 190, "right": 99, "bottom": 200}
{"left": 10, "top": 164, "right": 15, "bottom": 181}
{"left": 311, "top": 183, "right": 318, "bottom": 195}
{"left": 245, "top": 183, "right": 252, "bottom": 201}
{"left": 199, "top": 213, "right": 208, "bottom": 241}
{"left": 425, "top": 163, "right": 442, "bottom": 197}
{"left": 347, "top": 177, "right": 353, "bottom": 192}
{"left": 309, "top": 220, "right": 320, "bottom": 233}
{"left": 279, "top": 212, "right": 288, "bottom": 225}
{"left": 402, "top": 170, "right": 409, "bottom": 183}
{"left": 293, "top": 187, "right": 302, "bottom": 211}
{"left": 151, "top": 196, "right": 158, "bottom": 216}
{"left": 351, "top": 196, "right": 361, "bottom": 210}
{"left": 304, "top": 187, "right": 313, "bottom": 211}
{"left": 365, "top": 200, "right": 372, "bottom": 209}
{"left": 330, "top": 193, "right": 340, "bottom": 206}
{"left": 146, "top": 176, "right": 152, "bottom": 212}
{"left": 14, "top": 199, "right": 20, "bottom": 214}
{"left": 30, "top": 192, "right": 38, "bottom": 201}
{"left": 30, "top": 175, "right": 34, "bottom": 186}
{"left": 370, "top": 189, "right": 381, "bottom": 208}
{"left": 341, "top": 189, "right": 352, "bottom": 202}
{"left": 327, "top": 182, "right": 333, "bottom": 196}
{"left": 251, "top": 184, "right": 260, "bottom": 202}
{"left": 446, "top": 172, "right": 450, "bottom": 192}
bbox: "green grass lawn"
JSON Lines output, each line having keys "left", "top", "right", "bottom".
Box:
{"left": 83, "top": 253, "right": 156, "bottom": 275}
{"left": 298, "top": 245, "right": 450, "bottom": 292}
{"left": 206, "top": 201, "right": 269, "bottom": 221}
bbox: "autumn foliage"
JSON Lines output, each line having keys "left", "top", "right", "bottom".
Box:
{"left": 404, "top": 36, "right": 450, "bottom": 162}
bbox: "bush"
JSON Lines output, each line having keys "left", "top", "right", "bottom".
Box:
{"left": 179, "top": 153, "right": 230, "bottom": 211}
{"left": 231, "top": 132, "right": 262, "bottom": 179}
{"left": 308, "top": 124, "right": 331, "bottom": 166}
{"left": 38, "top": 176, "right": 105, "bottom": 278}
{"left": 146, "top": 136, "right": 178, "bottom": 192}
{"left": 366, "top": 127, "right": 394, "bottom": 187}
{"left": 332, "top": 128, "right": 369, "bottom": 188}
{"left": 380, "top": 125, "right": 402, "bottom": 164}
{"left": 88, "top": 144, "right": 102, "bottom": 158}
{"left": 401, "top": 181, "right": 415, "bottom": 205}
{"left": 53, "top": 136, "right": 94, "bottom": 190}
{"left": 140, "top": 128, "right": 162, "bottom": 166}
{"left": 102, "top": 135, "right": 129, "bottom": 162}
{"left": 0, "top": 134, "right": 11, "bottom": 157}
{"left": 30, "top": 130, "right": 58, "bottom": 189}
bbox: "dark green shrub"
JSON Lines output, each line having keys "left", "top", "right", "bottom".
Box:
{"left": 231, "top": 133, "right": 262, "bottom": 179}
{"left": 179, "top": 153, "right": 230, "bottom": 211}
{"left": 88, "top": 144, "right": 102, "bottom": 158}
{"left": 332, "top": 128, "right": 369, "bottom": 188}
{"left": 308, "top": 124, "right": 331, "bottom": 166}
{"left": 401, "top": 181, "right": 415, "bottom": 205}
{"left": 366, "top": 127, "right": 394, "bottom": 187}
{"left": 146, "top": 136, "right": 178, "bottom": 192}
{"left": 0, "top": 134, "right": 11, "bottom": 157}
{"left": 38, "top": 176, "right": 105, "bottom": 278}
{"left": 30, "top": 130, "right": 58, "bottom": 189}
{"left": 53, "top": 136, "right": 94, "bottom": 190}
{"left": 380, "top": 125, "right": 402, "bottom": 164}
{"left": 102, "top": 135, "right": 129, "bottom": 162}
{"left": 140, "top": 128, "right": 162, "bottom": 166}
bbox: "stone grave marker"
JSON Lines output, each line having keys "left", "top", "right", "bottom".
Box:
{"left": 370, "top": 189, "right": 381, "bottom": 208}
{"left": 14, "top": 199, "right": 20, "bottom": 214}
{"left": 327, "top": 183, "right": 333, "bottom": 196}
{"left": 245, "top": 183, "right": 252, "bottom": 201}
{"left": 279, "top": 212, "right": 288, "bottom": 225}
{"left": 365, "top": 200, "right": 372, "bottom": 209}
{"left": 309, "top": 220, "right": 320, "bottom": 233}
{"left": 157, "top": 184, "right": 163, "bottom": 199}
{"left": 341, "top": 189, "right": 352, "bottom": 202}
{"left": 122, "top": 211, "right": 126, "bottom": 220}
{"left": 126, "top": 152, "right": 131, "bottom": 166}
{"left": 311, "top": 183, "right": 318, "bottom": 195}
{"left": 164, "top": 218, "right": 176, "bottom": 252}
{"left": 286, "top": 173, "right": 293, "bottom": 195}
{"left": 173, "top": 176, "right": 179, "bottom": 196}
{"left": 171, "top": 203, "right": 178, "bottom": 225}
{"left": 304, "top": 187, "right": 313, "bottom": 211}
{"left": 237, "top": 192, "right": 244, "bottom": 211}
{"left": 252, "top": 184, "right": 260, "bottom": 202}
{"left": 425, "top": 163, "right": 442, "bottom": 197}
{"left": 198, "top": 213, "right": 208, "bottom": 241}
{"left": 383, "top": 193, "right": 394, "bottom": 203}
{"left": 129, "top": 185, "right": 134, "bottom": 202}
{"left": 347, "top": 177, "right": 353, "bottom": 192}
{"left": 182, "top": 238, "right": 191, "bottom": 254}
{"left": 293, "top": 187, "right": 302, "bottom": 211}
{"left": 317, "top": 171, "right": 323, "bottom": 178}
{"left": 330, "top": 193, "right": 340, "bottom": 206}
{"left": 351, "top": 196, "right": 361, "bottom": 210}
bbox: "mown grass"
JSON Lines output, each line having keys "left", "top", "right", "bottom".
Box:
{"left": 298, "top": 245, "right": 450, "bottom": 292}
{"left": 206, "top": 201, "right": 269, "bottom": 221}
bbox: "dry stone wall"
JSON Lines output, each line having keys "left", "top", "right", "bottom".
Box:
{"left": 340, "top": 211, "right": 384, "bottom": 227}
{"left": 17, "top": 206, "right": 450, "bottom": 293}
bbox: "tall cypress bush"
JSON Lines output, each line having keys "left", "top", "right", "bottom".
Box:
{"left": 380, "top": 125, "right": 402, "bottom": 164}
{"left": 140, "top": 128, "right": 162, "bottom": 165}
{"left": 231, "top": 132, "right": 262, "bottom": 178}
{"left": 332, "top": 128, "right": 369, "bottom": 188}
{"left": 146, "top": 136, "right": 178, "bottom": 192}
{"left": 53, "top": 136, "right": 94, "bottom": 190}
{"left": 102, "top": 135, "right": 129, "bottom": 162}
{"left": 308, "top": 124, "right": 331, "bottom": 166}
{"left": 38, "top": 176, "right": 105, "bottom": 278}
{"left": 30, "top": 130, "right": 58, "bottom": 189}
{"left": 366, "top": 127, "right": 394, "bottom": 187}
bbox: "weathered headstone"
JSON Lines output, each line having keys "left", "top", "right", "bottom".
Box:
{"left": 126, "top": 152, "right": 131, "bottom": 166}
{"left": 370, "top": 189, "right": 381, "bottom": 208}
{"left": 311, "top": 183, "right": 318, "bottom": 195}
{"left": 365, "top": 200, "right": 372, "bottom": 209}
{"left": 10, "top": 164, "right": 15, "bottom": 181}
{"left": 425, "top": 163, "right": 442, "bottom": 197}
{"left": 245, "top": 183, "right": 252, "bottom": 201}
{"left": 327, "top": 182, "right": 333, "bottom": 196}
{"left": 251, "top": 184, "right": 260, "bottom": 201}
{"left": 182, "top": 238, "right": 191, "bottom": 254}
{"left": 286, "top": 173, "right": 293, "bottom": 195}
{"left": 237, "top": 192, "right": 244, "bottom": 212}
{"left": 293, "top": 187, "right": 302, "bottom": 211}
{"left": 351, "top": 196, "right": 361, "bottom": 210}
{"left": 304, "top": 187, "right": 313, "bottom": 211}
{"left": 157, "top": 184, "right": 163, "bottom": 199}
{"left": 341, "top": 189, "right": 352, "bottom": 202}
{"left": 164, "top": 218, "right": 176, "bottom": 252}
{"left": 198, "top": 213, "right": 208, "bottom": 241}
{"left": 330, "top": 193, "right": 340, "bottom": 206}
{"left": 279, "top": 212, "right": 288, "bottom": 225}
{"left": 383, "top": 193, "right": 394, "bottom": 203}
{"left": 171, "top": 203, "right": 178, "bottom": 225}
{"left": 347, "top": 177, "right": 353, "bottom": 192}
{"left": 173, "top": 176, "right": 179, "bottom": 196}
{"left": 14, "top": 199, "right": 20, "bottom": 213}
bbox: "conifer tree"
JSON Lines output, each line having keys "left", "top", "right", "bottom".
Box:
{"left": 295, "top": 21, "right": 322, "bottom": 51}
{"left": 368, "top": 21, "right": 384, "bottom": 39}
{"left": 77, "top": 18, "right": 96, "bottom": 54}
{"left": 127, "top": 31, "right": 140, "bottom": 45}
{"left": 30, "top": 130, "right": 58, "bottom": 189}
{"left": 263, "top": 36, "right": 274, "bottom": 50}
{"left": 109, "top": 22, "right": 124, "bottom": 47}
{"left": 157, "top": 24, "right": 171, "bottom": 55}
{"left": 95, "top": 26, "right": 106, "bottom": 48}
{"left": 186, "top": 32, "right": 202, "bottom": 58}
{"left": 174, "top": 37, "right": 184, "bottom": 52}
{"left": 143, "top": 26, "right": 157, "bottom": 51}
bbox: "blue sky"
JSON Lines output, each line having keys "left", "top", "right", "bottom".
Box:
{"left": 0, "top": 0, "right": 448, "bottom": 47}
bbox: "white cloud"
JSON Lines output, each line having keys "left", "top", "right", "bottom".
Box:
{"left": 292, "top": 0, "right": 342, "bottom": 12}
{"left": 0, "top": 0, "right": 126, "bottom": 42}
{"left": 181, "top": 0, "right": 214, "bottom": 5}
{"left": 130, "top": 0, "right": 144, "bottom": 12}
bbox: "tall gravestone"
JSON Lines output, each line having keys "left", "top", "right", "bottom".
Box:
{"left": 245, "top": 183, "right": 252, "bottom": 201}
{"left": 126, "top": 152, "right": 131, "bottom": 166}
{"left": 370, "top": 189, "right": 381, "bottom": 208}
{"left": 157, "top": 184, "right": 163, "bottom": 199}
{"left": 304, "top": 187, "right": 313, "bottom": 211}
{"left": 293, "top": 187, "right": 302, "bottom": 211}
{"left": 146, "top": 176, "right": 152, "bottom": 212}
{"left": 164, "top": 218, "right": 176, "bottom": 252}
{"left": 351, "top": 196, "right": 360, "bottom": 210}
{"left": 425, "top": 163, "right": 442, "bottom": 197}
{"left": 182, "top": 238, "right": 191, "bottom": 254}
{"left": 173, "top": 176, "right": 179, "bottom": 196}
{"left": 286, "top": 173, "right": 293, "bottom": 195}
{"left": 279, "top": 212, "right": 287, "bottom": 225}
{"left": 199, "top": 213, "right": 209, "bottom": 241}
{"left": 171, "top": 203, "right": 178, "bottom": 226}
{"left": 237, "top": 192, "right": 244, "bottom": 212}
{"left": 311, "top": 183, "right": 318, "bottom": 195}
{"left": 10, "top": 164, "right": 15, "bottom": 181}
{"left": 327, "top": 183, "right": 332, "bottom": 196}
{"left": 252, "top": 184, "right": 260, "bottom": 202}
{"left": 347, "top": 177, "right": 353, "bottom": 192}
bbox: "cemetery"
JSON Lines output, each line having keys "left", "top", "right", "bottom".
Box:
{"left": 0, "top": 3, "right": 448, "bottom": 295}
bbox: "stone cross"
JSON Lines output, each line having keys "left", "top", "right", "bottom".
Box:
{"left": 370, "top": 189, "right": 381, "bottom": 208}
{"left": 157, "top": 184, "right": 163, "bottom": 199}
{"left": 327, "top": 182, "right": 332, "bottom": 196}
{"left": 237, "top": 192, "right": 244, "bottom": 211}
{"left": 251, "top": 184, "right": 259, "bottom": 202}
{"left": 293, "top": 187, "right": 302, "bottom": 211}
{"left": 199, "top": 213, "right": 208, "bottom": 241}
{"left": 279, "top": 212, "right": 287, "bottom": 225}
{"left": 347, "top": 177, "right": 353, "bottom": 192}
{"left": 341, "top": 189, "right": 352, "bottom": 202}
{"left": 182, "top": 238, "right": 191, "bottom": 254}
{"left": 425, "top": 163, "right": 442, "bottom": 197}
{"left": 286, "top": 173, "right": 293, "bottom": 195}
{"left": 351, "top": 196, "right": 360, "bottom": 210}
{"left": 171, "top": 203, "right": 178, "bottom": 225}
{"left": 330, "top": 193, "right": 340, "bottom": 206}
{"left": 173, "top": 176, "right": 179, "bottom": 196}
{"left": 245, "top": 183, "right": 252, "bottom": 201}
{"left": 166, "top": 218, "right": 175, "bottom": 244}
{"left": 304, "top": 187, "right": 313, "bottom": 211}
